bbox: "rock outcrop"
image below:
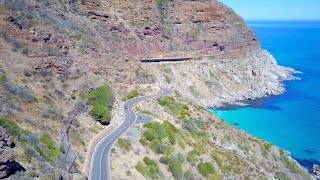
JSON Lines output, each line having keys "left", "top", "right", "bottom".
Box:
{"left": 151, "top": 50, "right": 298, "bottom": 107}
{"left": 0, "top": 127, "right": 25, "bottom": 179}
{"left": 314, "top": 164, "right": 320, "bottom": 180}
{"left": 72, "top": 0, "right": 260, "bottom": 59}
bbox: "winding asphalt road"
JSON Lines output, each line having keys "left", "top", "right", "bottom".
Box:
{"left": 89, "top": 88, "right": 171, "bottom": 180}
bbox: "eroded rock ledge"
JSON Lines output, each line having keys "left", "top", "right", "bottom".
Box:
{"left": 152, "top": 49, "right": 298, "bottom": 108}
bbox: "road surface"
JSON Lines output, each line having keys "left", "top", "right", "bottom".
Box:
{"left": 89, "top": 88, "right": 171, "bottom": 180}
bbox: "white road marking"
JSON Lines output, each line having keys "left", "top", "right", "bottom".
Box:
{"left": 91, "top": 94, "right": 169, "bottom": 180}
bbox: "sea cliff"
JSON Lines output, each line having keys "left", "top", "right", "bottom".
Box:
{"left": 0, "top": 0, "right": 312, "bottom": 179}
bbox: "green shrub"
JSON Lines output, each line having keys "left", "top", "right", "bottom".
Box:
{"left": 135, "top": 162, "right": 153, "bottom": 179}
{"left": 175, "top": 90, "right": 181, "bottom": 97}
{"left": 122, "top": 90, "right": 139, "bottom": 101}
{"left": 88, "top": 85, "right": 115, "bottom": 125}
{"left": 198, "top": 162, "right": 215, "bottom": 177}
{"left": 143, "top": 156, "right": 157, "bottom": 166}
{"left": 263, "top": 143, "right": 272, "bottom": 152}
{"left": 143, "top": 121, "right": 177, "bottom": 145}
{"left": 139, "top": 138, "right": 148, "bottom": 146}
{"left": 281, "top": 154, "right": 311, "bottom": 179}
{"left": 158, "top": 96, "right": 183, "bottom": 115}
{"left": 136, "top": 157, "right": 161, "bottom": 179}
{"left": 178, "top": 109, "right": 191, "bottom": 120}
{"left": 184, "top": 170, "right": 195, "bottom": 180}
{"left": 39, "top": 134, "right": 60, "bottom": 160}
{"left": 117, "top": 138, "right": 132, "bottom": 152}
{"left": 211, "top": 152, "right": 222, "bottom": 167}
{"left": 144, "top": 129, "right": 157, "bottom": 141}
{"left": 187, "top": 150, "right": 199, "bottom": 163}
{"left": 0, "top": 116, "right": 21, "bottom": 138}
{"left": 169, "top": 158, "right": 184, "bottom": 180}
{"left": 0, "top": 116, "right": 61, "bottom": 162}
{"left": 143, "top": 121, "right": 180, "bottom": 154}
{"left": 160, "top": 153, "right": 184, "bottom": 179}
{"left": 149, "top": 138, "right": 161, "bottom": 153}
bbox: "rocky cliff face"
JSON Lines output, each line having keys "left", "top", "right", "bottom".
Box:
{"left": 150, "top": 50, "right": 298, "bottom": 107}
{"left": 73, "top": 0, "right": 260, "bottom": 59}
{"left": 1, "top": 0, "right": 259, "bottom": 61}
{"left": 0, "top": 127, "right": 25, "bottom": 179}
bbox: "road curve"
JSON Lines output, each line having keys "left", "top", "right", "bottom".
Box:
{"left": 88, "top": 94, "right": 159, "bottom": 180}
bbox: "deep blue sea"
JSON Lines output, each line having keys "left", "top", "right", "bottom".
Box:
{"left": 209, "top": 21, "right": 320, "bottom": 170}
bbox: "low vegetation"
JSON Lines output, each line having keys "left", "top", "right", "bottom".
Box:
{"left": 122, "top": 89, "right": 139, "bottom": 101}
{"left": 117, "top": 138, "right": 132, "bottom": 152}
{"left": 143, "top": 121, "right": 178, "bottom": 149}
{"left": 161, "top": 153, "right": 184, "bottom": 179}
{"left": 39, "top": 134, "right": 60, "bottom": 160}
{"left": 135, "top": 156, "right": 161, "bottom": 179}
{"left": 132, "top": 94, "right": 310, "bottom": 179}
{"left": 158, "top": 96, "right": 189, "bottom": 116}
{"left": 0, "top": 116, "right": 61, "bottom": 162}
{"left": 139, "top": 110, "right": 157, "bottom": 117}
{"left": 88, "top": 85, "right": 115, "bottom": 125}
{"left": 280, "top": 151, "right": 311, "bottom": 179}
{"left": 197, "top": 162, "right": 215, "bottom": 177}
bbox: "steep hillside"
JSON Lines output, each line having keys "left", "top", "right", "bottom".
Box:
{"left": 0, "top": 0, "right": 310, "bottom": 179}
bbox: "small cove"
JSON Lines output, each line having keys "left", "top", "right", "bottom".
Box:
{"left": 210, "top": 21, "right": 320, "bottom": 171}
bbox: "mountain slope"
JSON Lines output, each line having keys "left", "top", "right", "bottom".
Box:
{"left": 0, "top": 0, "right": 311, "bottom": 179}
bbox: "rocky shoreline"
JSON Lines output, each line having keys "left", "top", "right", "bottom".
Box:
{"left": 314, "top": 164, "right": 320, "bottom": 179}
{"left": 153, "top": 49, "right": 299, "bottom": 109}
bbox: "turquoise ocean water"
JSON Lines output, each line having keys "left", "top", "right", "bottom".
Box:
{"left": 209, "top": 21, "right": 320, "bottom": 170}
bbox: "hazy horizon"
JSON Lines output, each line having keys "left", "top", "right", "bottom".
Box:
{"left": 219, "top": 0, "right": 320, "bottom": 21}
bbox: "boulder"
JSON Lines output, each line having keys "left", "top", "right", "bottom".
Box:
{"left": 313, "top": 164, "right": 320, "bottom": 180}
{"left": 0, "top": 127, "right": 25, "bottom": 179}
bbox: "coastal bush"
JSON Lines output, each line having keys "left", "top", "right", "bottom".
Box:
{"left": 187, "top": 150, "right": 199, "bottom": 163}
{"left": 143, "top": 121, "right": 177, "bottom": 145}
{"left": 117, "top": 138, "right": 132, "bottom": 152}
{"left": 139, "top": 137, "right": 148, "bottom": 146}
{"left": 149, "top": 138, "right": 161, "bottom": 153}
{"left": 178, "top": 109, "right": 191, "bottom": 120}
{"left": 170, "top": 159, "right": 184, "bottom": 180}
{"left": 0, "top": 116, "right": 22, "bottom": 138}
{"left": 197, "top": 162, "right": 215, "bottom": 177}
{"left": 158, "top": 142, "right": 173, "bottom": 155}
{"left": 210, "top": 173, "right": 222, "bottom": 180}
{"left": 135, "top": 157, "right": 161, "bottom": 179}
{"left": 39, "top": 134, "right": 60, "bottom": 161}
{"left": 0, "top": 116, "right": 61, "bottom": 162}
{"left": 158, "top": 96, "right": 184, "bottom": 115}
{"left": 281, "top": 153, "right": 311, "bottom": 179}
{"left": 122, "top": 89, "right": 139, "bottom": 101}
{"left": 184, "top": 170, "right": 195, "bottom": 180}
{"left": 135, "top": 162, "right": 153, "bottom": 179}
{"left": 88, "top": 85, "right": 115, "bottom": 125}
{"left": 174, "top": 90, "right": 181, "bottom": 97}
{"left": 160, "top": 153, "right": 184, "bottom": 179}
{"left": 263, "top": 143, "right": 272, "bottom": 152}
{"left": 143, "top": 156, "right": 157, "bottom": 166}
{"left": 139, "top": 110, "right": 157, "bottom": 117}
{"left": 211, "top": 151, "right": 222, "bottom": 167}
{"left": 177, "top": 134, "right": 186, "bottom": 149}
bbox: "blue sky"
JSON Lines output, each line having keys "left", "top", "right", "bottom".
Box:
{"left": 219, "top": 0, "right": 320, "bottom": 20}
